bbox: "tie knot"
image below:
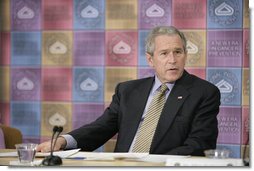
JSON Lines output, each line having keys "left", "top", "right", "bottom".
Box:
{"left": 160, "top": 84, "right": 168, "bottom": 94}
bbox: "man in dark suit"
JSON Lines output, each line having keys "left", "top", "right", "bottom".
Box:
{"left": 37, "top": 26, "right": 220, "bottom": 156}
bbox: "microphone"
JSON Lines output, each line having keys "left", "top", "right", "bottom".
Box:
{"left": 42, "top": 126, "right": 63, "bottom": 166}
{"left": 243, "top": 135, "right": 249, "bottom": 166}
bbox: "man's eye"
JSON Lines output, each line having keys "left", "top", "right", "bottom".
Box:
{"left": 175, "top": 50, "right": 182, "bottom": 54}
{"left": 174, "top": 50, "right": 184, "bottom": 56}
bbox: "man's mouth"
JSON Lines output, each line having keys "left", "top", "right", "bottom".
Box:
{"left": 168, "top": 67, "right": 178, "bottom": 71}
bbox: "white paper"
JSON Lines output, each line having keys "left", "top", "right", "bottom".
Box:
{"left": 67, "top": 152, "right": 149, "bottom": 161}
{"left": 36, "top": 148, "right": 81, "bottom": 158}
{"left": 165, "top": 157, "right": 244, "bottom": 166}
{"left": 134, "top": 154, "right": 190, "bottom": 163}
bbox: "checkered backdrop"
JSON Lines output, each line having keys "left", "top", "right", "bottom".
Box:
{"left": 0, "top": 0, "right": 250, "bottom": 158}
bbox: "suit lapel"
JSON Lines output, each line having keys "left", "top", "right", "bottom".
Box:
{"left": 150, "top": 71, "right": 191, "bottom": 151}
{"left": 120, "top": 77, "right": 154, "bottom": 151}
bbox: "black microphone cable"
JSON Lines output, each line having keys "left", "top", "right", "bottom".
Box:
{"left": 42, "top": 126, "right": 63, "bottom": 166}
{"left": 50, "top": 126, "right": 59, "bottom": 157}
{"left": 52, "top": 126, "right": 63, "bottom": 156}
{"left": 243, "top": 134, "right": 249, "bottom": 166}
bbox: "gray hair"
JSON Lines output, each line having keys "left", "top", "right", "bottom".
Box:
{"left": 145, "top": 26, "right": 187, "bottom": 56}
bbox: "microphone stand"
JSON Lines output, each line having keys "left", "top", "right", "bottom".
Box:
{"left": 243, "top": 135, "right": 249, "bottom": 166}
{"left": 42, "top": 126, "right": 63, "bottom": 166}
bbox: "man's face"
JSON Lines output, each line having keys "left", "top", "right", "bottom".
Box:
{"left": 146, "top": 34, "right": 187, "bottom": 83}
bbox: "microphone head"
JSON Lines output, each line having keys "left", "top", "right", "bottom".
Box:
{"left": 57, "top": 126, "right": 63, "bottom": 133}
{"left": 53, "top": 126, "right": 58, "bottom": 132}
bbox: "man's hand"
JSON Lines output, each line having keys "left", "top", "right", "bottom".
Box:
{"left": 36, "top": 136, "right": 67, "bottom": 153}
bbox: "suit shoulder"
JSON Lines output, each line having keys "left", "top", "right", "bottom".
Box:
{"left": 189, "top": 74, "right": 219, "bottom": 93}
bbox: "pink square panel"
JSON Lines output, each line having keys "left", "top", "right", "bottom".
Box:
{"left": 42, "top": 68, "right": 72, "bottom": 101}
{"left": 185, "top": 68, "right": 206, "bottom": 80}
{"left": 106, "top": 31, "right": 138, "bottom": 66}
{"left": 243, "top": 29, "right": 249, "bottom": 67}
{"left": 172, "top": 0, "right": 206, "bottom": 29}
{"left": 242, "top": 107, "right": 249, "bottom": 145}
{"left": 42, "top": 0, "right": 73, "bottom": 30}
{"left": 0, "top": 102, "right": 10, "bottom": 125}
{"left": 0, "top": 32, "right": 10, "bottom": 65}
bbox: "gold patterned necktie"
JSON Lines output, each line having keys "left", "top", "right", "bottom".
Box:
{"left": 132, "top": 83, "right": 168, "bottom": 153}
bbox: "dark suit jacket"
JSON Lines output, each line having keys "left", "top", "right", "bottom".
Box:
{"left": 69, "top": 70, "right": 221, "bottom": 156}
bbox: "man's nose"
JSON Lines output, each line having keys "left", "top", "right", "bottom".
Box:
{"left": 166, "top": 52, "right": 176, "bottom": 63}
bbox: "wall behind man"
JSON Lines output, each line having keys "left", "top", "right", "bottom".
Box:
{"left": 0, "top": 0, "right": 249, "bottom": 158}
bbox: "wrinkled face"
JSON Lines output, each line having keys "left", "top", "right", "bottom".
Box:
{"left": 146, "top": 34, "right": 187, "bottom": 83}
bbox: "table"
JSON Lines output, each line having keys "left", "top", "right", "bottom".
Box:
{"left": 0, "top": 149, "right": 245, "bottom": 167}
{"left": 0, "top": 149, "right": 164, "bottom": 166}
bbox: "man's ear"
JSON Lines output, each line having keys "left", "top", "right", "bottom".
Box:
{"left": 146, "top": 53, "right": 154, "bottom": 67}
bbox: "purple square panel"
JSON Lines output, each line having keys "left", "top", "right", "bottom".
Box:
{"left": 217, "top": 107, "right": 241, "bottom": 144}
{"left": 11, "top": 0, "right": 41, "bottom": 30}
{"left": 207, "top": 30, "right": 242, "bottom": 67}
{"left": 172, "top": 0, "right": 206, "bottom": 29}
{"left": 74, "top": 31, "right": 104, "bottom": 66}
{"left": 11, "top": 68, "right": 41, "bottom": 101}
{"left": 73, "top": 103, "right": 104, "bottom": 130}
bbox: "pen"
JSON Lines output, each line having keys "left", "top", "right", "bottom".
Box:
{"left": 69, "top": 157, "right": 86, "bottom": 160}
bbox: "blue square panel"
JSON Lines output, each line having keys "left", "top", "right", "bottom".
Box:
{"left": 11, "top": 32, "right": 41, "bottom": 66}
{"left": 207, "top": 0, "right": 243, "bottom": 29}
{"left": 73, "top": 0, "right": 105, "bottom": 30}
{"left": 11, "top": 102, "right": 40, "bottom": 137}
{"left": 73, "top": 67, "right": 104, "bottom": 102}
{"left": 207, "top": 68, "right": 241, "bottom": 106}
{"left": 138, "top": 30, "right": 149, "bottom": 66}
{"left": 216, "top": 144, "right": 241, "bottom": 158}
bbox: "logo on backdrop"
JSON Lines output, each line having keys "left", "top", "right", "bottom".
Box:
{"left": 109, "top": 34, "right": 135, "bottom": 64}
{"left": 209, "top": 70, "right": 239, "bottom": 104}
{"left": 113, "top": 41, "right": 131, "bottom": 54}
{"left": 49, "top": 112, "right": 67, "bottom": 126}
{"left": 184, "top": 32, "right": 203, "bottom": 66}
{"left": 209, "top": 0, "right": 240, "bottom": 26}
{"left": 76, "top": 0, "right": 102, "bottom": 27}
{"left": 13, "top": 69, "right": 39, "bottom": 100}
{"left": 13, "top": 0, "right": 40, "bottom": 30}
{"left": 17, "top": 77, "right": 34, "bottom": 91}
{"left": 45, "top": 104, "right": 68, "bottom": 128}
{"left": 81, "top": 5, "right": 99, "bottom": 18}
{"left": 76, "top": 70, "right": 101, "bottom": 100}
{"left": 17, "top": 6, "right": 35, "bottom": 19}
{"left": 141, "top": 0, "right": 170, "bottom": 27}
{"left": 45, "top": 33, "right": 70, "bottom": 64}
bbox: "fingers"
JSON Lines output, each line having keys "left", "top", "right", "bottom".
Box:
{"left": 36, "top": 141, "right": 51, "bottom": 152}
{"left": 36, "top": 137, "right": 66, "bottom": 152}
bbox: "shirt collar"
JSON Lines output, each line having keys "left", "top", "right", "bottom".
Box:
{"left": 151, "top": 76, "right": 175, "bottom": 95}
